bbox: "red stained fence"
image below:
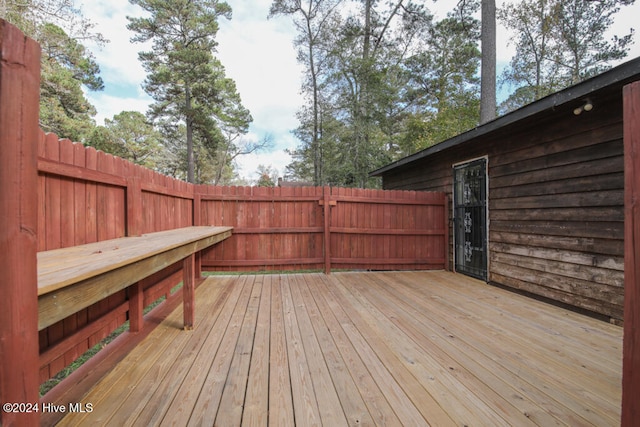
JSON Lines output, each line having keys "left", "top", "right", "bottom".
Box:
{"left": 0, "top": 19, "right": 447, "bottom": 423}
{"left": 622, "top": 81, "right": 640, "bottom": 426}
{"left": 1, "top": 19, "right": 41, "bottom": 426}
{"left": 36, "top": 130, "right": 196, "bottom": 384}
{"left": 36, "top": 135, "right": 448, "bottom": 274}
{"left": 200, "top": 185, "right": 448, "bottom": 272}
{"left": 34, "top": 130, "right": 448, "bottom": 388}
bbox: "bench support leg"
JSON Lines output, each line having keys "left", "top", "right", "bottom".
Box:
{"left": 183, "top": 254, "right": 196, "bottom": 330}
{"left": 129, "top": 282, "right": 144, "bottom": 333}
{"left": 196, "top": 252, "right": 203, "bottom": 282}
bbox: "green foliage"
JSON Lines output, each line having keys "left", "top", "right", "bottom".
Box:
{"left": 255, "top": 165, "right": 277, "bottom": 187}
{"left": 279, "top": 0, "right": 633, "bottom": 185}
{"left": 499, "top": 0, "right": 635, "bottom": 112}
{"left": 1, "top": 1, "right": 106, "bottom": 142}
{"left": 556, "top": 0, "right": 635, "bottom": 82}
{"left": 39, "top": 292, "right": 170, "bottom": 396}
{"left": 88, "top": 111, "right": 164, "bottom": 169}
{"left": 128, "top": 0, "right": 248, "bottom": 183}
{"left": 39, "top": 23, "right": 104, "bottom": 141}
{"left": 270, "top": 0, "right": 343, "bottom": 186}
{"left": 4, "top": 0, "right": 634, "bottom": 186}
{"left": 277, "top": 0, "right": 480, "bottom": 187}
{"left": 403, "top": 2, "right": 481, "bottom": 147}
{"left": 1, "top": 0, "right": 38, "bottom": 36}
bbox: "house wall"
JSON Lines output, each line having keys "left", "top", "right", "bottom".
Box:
{"left": 381, "top": 91, "right": 625, "bottom": 320}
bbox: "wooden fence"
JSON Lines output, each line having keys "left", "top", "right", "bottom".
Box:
{"left": 36, "top": 131, "right": 197, "bottom": 384}
{"left": 200, "top": 185, "right": 448, "bottom": 272}
{"left": 4, "top": 20, "right": 640, "bottom": 426}
{"left": 33, "top": 130, "right": 448, "bottom": 387}
{"left": 1, "top": 19, "right": 41, "bottom": 425}
{"left": 623, "top": 80, "right": 640, "bottom": 426}
{"left": 0, "top": 19, "right": 449, "bottom": 424}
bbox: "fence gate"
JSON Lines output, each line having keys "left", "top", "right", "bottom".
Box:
{"left": 453, "top": 158, "right": 488, "bottom": 280}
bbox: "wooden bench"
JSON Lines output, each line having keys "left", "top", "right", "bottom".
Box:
{"left": 37, "top": 226, "right": 233, "bottom": 332}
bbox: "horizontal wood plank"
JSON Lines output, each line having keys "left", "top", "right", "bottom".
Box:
{"left": 38, "top": 157, "right": 128, "bottom": 187}
{"left": 330, "top": 227, "right": 445, "bottom": 235}
{"left": 37, "top": 227, "right": 232, "bottom": 330}
{"left": 38, "top": 227, "right": 232, "bottom": 294}
{"left": 379, "top": 102, "right": 626, "bottom": 321}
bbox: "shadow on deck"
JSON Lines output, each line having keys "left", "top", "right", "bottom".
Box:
{"left": 51, "top": 271, "right": 622, "bottom": 426}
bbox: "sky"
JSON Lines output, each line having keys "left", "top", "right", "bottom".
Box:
{"left": 81, "top": 0, "right": 640, "bottom": 183}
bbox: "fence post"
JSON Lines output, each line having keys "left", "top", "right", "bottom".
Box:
{"left": 193, "top": 185, "right": 202, "bottom": 226}
{"left": 623, "top": 81, "right": 640, "bottom": 426}
{"left": 128, "top": 282, "right": 144, "bottom": 333}
{"left": 0, "top": 20, "right": 41, "bottom": 425}
{"left": 193, "top": 187, "right": 203, "bottom": 277}
{"left": 323, "top": 186, "right": 332, "bottom": 274}
{"left": 126, "top": 176, "right": 142, "bottom": 236}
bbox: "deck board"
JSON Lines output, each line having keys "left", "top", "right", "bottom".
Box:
{"left": 54, "top": 271, "right": 622, "bottom": 426}
{"left": 267, "top": 275, "right": 295, "bottom": 427}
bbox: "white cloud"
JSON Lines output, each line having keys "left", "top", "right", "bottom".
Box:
{"left": 216, "top": 0, "right": 304, "bottom": 179}
{"left": 237, "top": 146, "right": 293, "bottom": 184}
{"left": 81, "top": 1, "right": 150, "bottom": 88}
{"left": 86, "top": 91, "right": 152, "bottom": 125}
{"left": 429, "top": 0, "right": 640, "bottom": 65}
{"left": 80, "top": 0, "right": 303, "bottom": 180}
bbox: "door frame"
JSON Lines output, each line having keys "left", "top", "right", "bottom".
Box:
{"left": 452, "top": 156, "right": 489, "bottom": 281}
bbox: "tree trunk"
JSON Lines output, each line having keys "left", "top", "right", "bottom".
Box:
{"left": 480, "top": 0, "right": 496, "bottom": 123}
{"left": 185, "top": 84, "right": 195, "bottom": 183}
{"left": 306, "top": 14, "right": 321, "bottom": 186}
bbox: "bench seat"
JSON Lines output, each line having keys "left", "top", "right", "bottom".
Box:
{"left": 37, "top": 226, "right": 232, "bottom": 331}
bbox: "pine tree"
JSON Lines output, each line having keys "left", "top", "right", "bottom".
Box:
{"left": 1, "top": 1, "right": 106, "bottom": 142}
{"left": 127, "top": 0, "right": 235, "bottom": 183}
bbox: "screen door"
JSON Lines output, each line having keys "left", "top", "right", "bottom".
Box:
{"left": 453, "top": 158, "right": 488, "bottom": 280}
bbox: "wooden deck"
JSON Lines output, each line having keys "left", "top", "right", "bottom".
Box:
{"left": 54, "top": 271, "right": 622, "bottom": 426}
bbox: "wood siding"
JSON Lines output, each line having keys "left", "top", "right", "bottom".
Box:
{"left": 381, "top": 91, "right": 625, "bottom": 320}
{"left": 3, "top": 22, "right": 634, "bottom": 422}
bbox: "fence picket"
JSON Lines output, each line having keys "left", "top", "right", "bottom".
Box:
{"left": 85, "top": 146, "right": 98, "bottom": 244}
{"left": 44, "top": 133, "right": 61, "bottom": 250}
{"left": 73, "top": 141, "right": 87, "bottom": 245}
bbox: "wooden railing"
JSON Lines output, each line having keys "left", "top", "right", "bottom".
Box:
{"left": 622, "top": 80, "right": 640, "bottom": 426}
{"left": 0, "top": 20, "right": 448, "bottom": 425}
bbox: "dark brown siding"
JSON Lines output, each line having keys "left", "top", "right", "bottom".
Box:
{"left": 382, "top": 93, "right": 625, "bottom": 320}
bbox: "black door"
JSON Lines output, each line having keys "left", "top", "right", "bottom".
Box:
{"left": 453, "top": 158, "right": 488, "bottom": 280}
